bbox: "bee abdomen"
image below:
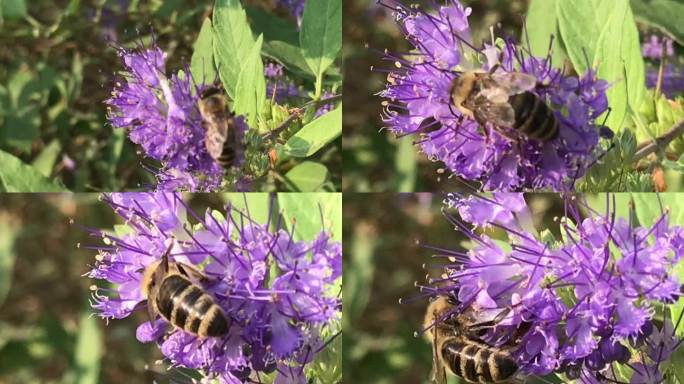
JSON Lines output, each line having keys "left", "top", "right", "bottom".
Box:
{"left": 442, "top": 339, "right": 518, "bottom": 383}
{"left": 509, "top": 92, "right": 559, "bottom": 142}
{"left": 157, "top": 275, "right": 229, "bottom": 338}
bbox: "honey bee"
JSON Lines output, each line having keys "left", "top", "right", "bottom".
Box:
{"left": 199, "top": 85, "right": 238, "bottom": 168}
{"left": 450, "top": 70, "right": 559, "bottom": 143}
{"left": 141, "top": 244, "right": 230, "bottom": 338}
{"left": 424, "top": 296, "right": 521, "bottom": 384}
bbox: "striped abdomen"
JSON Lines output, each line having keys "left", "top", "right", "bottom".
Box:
{"left": 508, "top": 92, "right": 559, "bottom": 142}
{"left": 156, "top": 274, "right": 229, "bottom": 338}
{"left": 441, "top": 338, "right": 518, "bottom": 383}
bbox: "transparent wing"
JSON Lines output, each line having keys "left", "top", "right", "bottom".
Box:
{"left": 471, "top": 96, "right": 516, "bottom": 128}
{"left": 204, "top": 122, "right": 229, "bottom": 160}
{"left": 490, "top": 72, "right": 537, "bottom": 95}
{"left": 431, "top": 331, "right": 447, "bottom": 384}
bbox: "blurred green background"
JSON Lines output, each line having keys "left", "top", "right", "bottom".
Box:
{"left": 0, "top": 0, "right": 336, "bottom": 192}
{"left": 342, "top": 193, "right": 572, "bottom": 384}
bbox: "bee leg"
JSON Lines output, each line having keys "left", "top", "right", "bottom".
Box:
{"left": 145, "top": 301, "right": 157, "bottom": 325}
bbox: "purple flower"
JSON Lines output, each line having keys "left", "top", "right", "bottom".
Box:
{"left": 265, "top": 62, "right": 303, "bottom": 104}
{"left": 278, "top": 0, "right": 305, "bottom": 26}
{"left": 106, "top": 44, "right": 250, "bottom": 191}
{"left": 86, "top": 193, "right": 341, "bottom": 382}
{"left": 378, "top": 0, "right": 610, "bottom": 191}
{"left": 421, "top": 193, "right": 684, "bottom": 382}
{"left": 646, "top": 64, "right": 684, "bottom": 98}
{"left": 642, "top": 35, "right": 675, "bottom": 60}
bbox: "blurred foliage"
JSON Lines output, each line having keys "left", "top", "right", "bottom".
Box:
{"left": 0, "top": 0, "right": 341, "bottom": 191}
{"left": 0, "top": 194, "right": 156, "bottom": 383}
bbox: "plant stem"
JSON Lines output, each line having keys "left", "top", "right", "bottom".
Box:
{"left": 634, "top": 118, "right": 684, "bottom": 162}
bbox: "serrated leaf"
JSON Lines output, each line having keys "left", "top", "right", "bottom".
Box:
{"left": 593, "top": 0, "right": 644, "bottom": 131}
{"left": 0, "top": 150, "right": 67, "bottom": 192}
{"left": 262, "top": 41, "right": 313, "bottom": 78}
{"left": 233, "top": 34, "right": 266, "bottom": 125}
{"left": 559, "top": 0, "right": 644, "bottom": 131}
{"left": 190, "top": 18, "right": 217, "bottom": 84}
{"left": 277, "top": 192, "right": 341, "bottom": 242}
{"left": 630, "top": 0, "right": 684, "bottom": 46}
{"left": 299, "top": 0, "right": 341, "bottom": 77}
{"left": 283, "top": 161, "right": 330, "bottom": 192}
{"left": 283, "top": 105, "right": 341, "bottom": 157}
{"left": 31, "top": 139, "right": 61, "bottom": 177}
{"left": 213, "top": 0, "right": 255, "bottom": 98}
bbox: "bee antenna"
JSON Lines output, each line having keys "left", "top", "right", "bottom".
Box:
{"left": 161, "top": 242, "right": 173, "bottom": 272}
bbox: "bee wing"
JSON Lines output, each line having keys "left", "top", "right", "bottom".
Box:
{"left": 490, "top": 72, "right": 537, "bottom": 95}
{"left": 205, "top": 123, "right": 229, "bottom": 160}
{"left": 431, "top": 337, "right": 447, "bottom": 384}
{"left": 176, "top": 262, "right": 211, "bottom": 285}
{"left": 471, "top": 96, "right": 516, "bottom": 128}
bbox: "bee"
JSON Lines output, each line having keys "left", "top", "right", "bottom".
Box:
{"left": 424, "top": 296, "right": 521, "bottom": 384}
{"left": 199, "top": 85, "right": 239, "bottom": 168}
{"left": 450, "top": 70, "right": 559, "bottom": 143}
{"left": 141, "top": 244, "right": 231, "bottom": 338}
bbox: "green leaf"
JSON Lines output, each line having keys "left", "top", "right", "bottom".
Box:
{"left": 346, "top": 223, "right": 377, "bottom": 321}
{"left": 1, "top": 0, "right": 26, "bottom": 20}
{"left": 556, "top": 0, "right": 608, "bottom": 74}
{"left": 72, "top": 311, "right": 102, "bottom": 384}
{"left": 31, "top": 139, "right": 61, "bottom": 177}
{"left": 277, "top": 192, "right": 341, "bottom": 242}
{"left": 594, "top": 0, "right": 644, "bottom": 131}
{"left": 299, "top": 0, "right": 342, "bottom": 77}
{"left": 1, "top": 112, "right": 40, "bottom": 153}
{"left": 558, "top": 0, "right": 644, "bottom": 131}
{"left": 0, "top": 213, "right": 19, "bottom": 308}
{"left": 262, "top": 41, "right": 313, "bottom": 78}
{"left": 190, "top": 18, "right": 217, "bottom": 84}
{"left": 246, "top": 6, "right": 299, "bottom": 46}
{"left": 633, "top": 193, "right": 684, "bottom": 228}
{"left": 525, "top": 0, "right": 567, "bottom": 65}
{"left": 0, "top": 150, "right": 67, "bottom": 192}
{"left": 283, "top": 161, "right": 330, "bottom": 191}
{"left": 223, "top": 193, "right": 271, "bottom": 226}
{"left": 233, "top": 34, "right": 266, "bottom": 125}
{"left": 630, "top": 0, "right": 684, "bottom": 46}
{"left": 283, "top": 105, "right": 341, "bottom": 157}
{"left": 213, "top": 0, "right": 256, "bottom": 98}
{"left": 393, "top": 138, "right": 416, "bottom": 192}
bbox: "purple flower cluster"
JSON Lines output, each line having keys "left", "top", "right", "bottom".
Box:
{"left": 423, "top": 193, "right": 684, "bottom": 382}
{"left": 265, "top": 62, "right": 303, "bottom": 104}
{"left": 646, "top": 65, "right": 684, "bottom": 99}
{"left": 642, "top": 34, "right": 684, "bottom": 98}
{"left": 379, "top": 0, "right": 610, "bottom": 191}
{"left": 642, "top": 35, "right": 675, "bottom": 60}
{"left": 106, "top": 45, "right": 249, "bottom": 191}
{"left": 86, "top": 193, "right": 341, "bottom": 383}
